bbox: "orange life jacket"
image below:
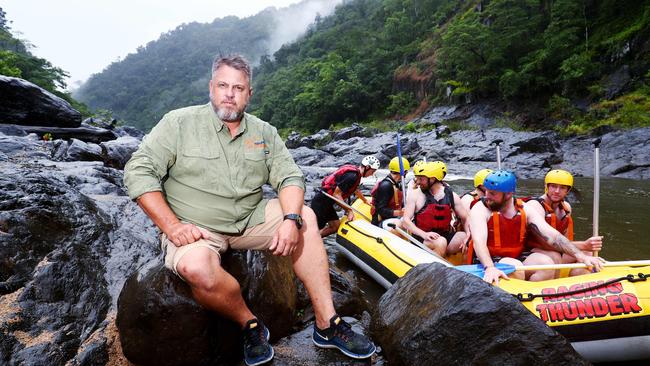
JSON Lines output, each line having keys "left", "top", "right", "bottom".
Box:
{"left": 526, "top": 197, "right": 574, "bottom": 247}
{"left": 370, "top": 175, "right": 403, "bottom": 219}
{"left": 321, "top": 165, "right": 361, "bottom": 199}
{"left": 466, "top": 198, "right": 527, "bottom": 264}
{"left": 414, "top": 185, "right": 455, "bottom": 233}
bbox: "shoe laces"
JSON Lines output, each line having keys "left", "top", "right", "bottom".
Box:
{"left": 333, "top": 319, "right": 355, "bottom": 343}
{"left": 244, "top": 324, "right": 267, "bottom": 351}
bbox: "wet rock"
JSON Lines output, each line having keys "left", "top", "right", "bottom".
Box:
{"left": 18, "top": 125, "right": 118, "bottom": 144}
{"left": 117, "top": 250, "right": 299, "bottom": 366}
{"left": 333, "top": 123, "right": 366, "bottom": 141}
{"left": 114, "top": 125, "right": 145, "bottom": 139}
{"left": 100, "top": 136, "right": 141, "bottom": 169}
{"left": 603, "top": 65, "right": 632, "bottom": 99}
{"left": 372, "top": 263, "right": 587, "bottom": 366}
{"left": 0, "top": 76, "right": 81, "bottom": 128}
{"left": 285, "top": 131, "right": 302, "bottom": 149}
{"left": 300, "top": 129, "right": 334, "bottom": 148}
{"left": 65, "top": 138, "right": 103, "bottom": 162}
{"left": 116, "top": 263, "right": 241, "bottom": 366}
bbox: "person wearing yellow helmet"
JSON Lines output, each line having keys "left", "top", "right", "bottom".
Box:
{"left": 460, "top": 168, "right": 493, "bottom": 212}
{"left": 401, "top": 161, "right": 470, "bottom": 257}
{"left": 468, "top": 170, "right": 605, "bottom": 285}
{"left": 524, "top": 169, "right": 603, "bottom": 276}
{"left": 370, "top": 157, "right": 410, "bottom": 226}
{"left": 311, "top": 156, "right": 378, "bottom": 237}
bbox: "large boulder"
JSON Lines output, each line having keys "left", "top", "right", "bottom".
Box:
{"left": 100, "top": 136, "right": 141, "bottom": 169}
{"left": 372, "top": 263, "right": 588, "bottom": 365}
{"left": 116, "top": 251, "right": 300, "bottom": 366}
{"left": 0, "top": 76, "right": 81, "bottom": 128}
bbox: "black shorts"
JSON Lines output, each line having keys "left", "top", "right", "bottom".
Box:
{"left": 310, "top": 191, "right": 339, "bottom": 229}
{"left": 414, "top": 230, "right": 456, "bottom": 244}
{"left": 471, "top": 250, "right": 532, "bottom": 265}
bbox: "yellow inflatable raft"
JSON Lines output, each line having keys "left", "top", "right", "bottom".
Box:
{"left": 335, "top": 199, "right": 650, "bottom": 362}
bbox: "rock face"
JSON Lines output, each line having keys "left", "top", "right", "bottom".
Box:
{"left": 372, "top": 263, "right": 588, "bottom": 366}
{"left": 0, "top": 76, "right": 81, "bottom": 128}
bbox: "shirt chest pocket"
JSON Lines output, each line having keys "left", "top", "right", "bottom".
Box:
{"left": 243, "top": 150, "right": 269, "bottom": 188}
{"left": 176, "top": 147, "right": 221, "bottom": 186}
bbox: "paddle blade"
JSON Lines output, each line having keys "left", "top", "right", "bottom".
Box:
{"left": 453, "top": 263, "right": 517, "bottom": 278}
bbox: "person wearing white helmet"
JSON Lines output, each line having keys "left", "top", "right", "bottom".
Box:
{"left": 311, "top": 155, "right": 379, "bottom": 237}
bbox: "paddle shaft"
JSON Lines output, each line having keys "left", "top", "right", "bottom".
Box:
{"left": 513, "top": 260, "right": 650, "bottom": 272}
{"left": 320, "top": 190, "right": 372, "bottom": 222}
{"left": 396, "top": 133, "right": 408, "bottom": 205}
{"left": 492, "top": 140, "right": 503, "bottom": 169}
{"left": 387, "top": 223, "right": 446, "bottom": 260}
{"left": 593, "top": 140, "right": 601, "bottom": 257}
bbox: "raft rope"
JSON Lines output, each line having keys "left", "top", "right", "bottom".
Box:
{"left": 344, "top": 222, "right": 416, "bottom": 268}
{"left": 515, "top": 272, "right": 650, "bottom": 302}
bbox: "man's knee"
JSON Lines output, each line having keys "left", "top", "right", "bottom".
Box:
{"left": 177, "top": 250, "right": 221, "bottom": 289}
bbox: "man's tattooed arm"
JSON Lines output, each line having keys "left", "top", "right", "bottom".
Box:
{"left": 528, "top": 223, "right": 580, "bottom": 256}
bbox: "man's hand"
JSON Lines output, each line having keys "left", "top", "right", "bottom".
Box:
{"left": 575, "top": 252, "right": 606, "bottom": 272}
{"left": 483, "top": 266, "right": 509, "bottom": 285}
{"left": 270, "top": 219, "right": 300, "bottom": 256}
{"left": 582, "top": 236, "right": 603, "bottom": 252}
{"left": 167, "top": 222, "right": 212, "bottom": 246}
{"left": 423, "top": 232, "right": 440, "bottom": 241}
{"left": 347, "top": 210, "right": 355, "bottom": 221}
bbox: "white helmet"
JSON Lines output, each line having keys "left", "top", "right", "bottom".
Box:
{"left": 361, "top": 155, "right": 380, "bottom": 170}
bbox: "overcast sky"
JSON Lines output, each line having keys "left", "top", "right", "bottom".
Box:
{"left": 2, "top": 0, "right": 305, "bottom": 87}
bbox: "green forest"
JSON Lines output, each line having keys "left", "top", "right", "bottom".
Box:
{"left": 4, "top": 1, "right": 650, "bottom": 135}
{"left": 0, "top": 7, "right": 89, "bottom": 115}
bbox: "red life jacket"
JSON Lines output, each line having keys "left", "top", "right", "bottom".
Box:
{"left": 370, "top": 175, "right": 403, "bottom": 218}
{"left": 485, "top": 198, "right": 527, "bottom": 258}
{"left": 321, "top": 165, "right": 361, "bottom": 199}
{"left": 414, "top": 185, "right": 455, "bottom": 233}
{"left": 527, "top": 197, "right": 574, "bottom": 246}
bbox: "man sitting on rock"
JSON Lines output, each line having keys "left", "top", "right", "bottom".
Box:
{"left": 467, "top": 170, "right": 605, "bottom": 284}
{"left": 310, "top": 155, "right": 379, "bottom": 237}
{"left": 402, "top": 161, "right": 469, "bottom": 257}
{"left": 370, "top": 156, "right": 409, "bottom": 227}
{"left": 124, "top": 54, "right": 375, "bottom": 366}
{"left": 524, "top": 169, "right": 603, "bottom": 276}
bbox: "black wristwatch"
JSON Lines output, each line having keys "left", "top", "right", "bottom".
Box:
{"left": 284, "top": 214, "right": 303, "bottom": 229}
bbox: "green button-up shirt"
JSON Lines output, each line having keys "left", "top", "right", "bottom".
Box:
{"left": 124, "top": 103, "right": 305, "bottom": 234}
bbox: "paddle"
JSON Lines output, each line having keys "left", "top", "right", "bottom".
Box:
{"left": 320, "top": 190, "right": 372, "bottom": 222}
{"left": 592, "top": 138, "right": 601, "bottom": 257}
{"left": 492, "top": 139, "right": 503, "bottom": 169}
{"left": 455, "top": 259, "right": 650, "bottom": 278}
{"left": 385, "top": 222, "right": 447, "bottom": 260}
{"left": 396, "top": 132, "right": 407, "bottom": 203}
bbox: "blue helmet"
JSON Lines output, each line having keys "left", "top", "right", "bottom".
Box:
{"left": 483, "top": 170, "right": 516, "bottom": 193}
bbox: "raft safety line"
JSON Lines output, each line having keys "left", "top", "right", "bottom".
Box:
{"left": 516, "top": 273, "right": 649, "bottom": 302}
{"left": 344, "top": 222, "right": 416, "bottom": 268}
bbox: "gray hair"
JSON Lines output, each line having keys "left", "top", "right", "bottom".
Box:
{"left": 211, "top": 54, "right": 252, "bottom": 83}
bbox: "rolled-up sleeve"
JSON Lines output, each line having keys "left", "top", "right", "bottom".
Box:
{"left": 123, "top": 114, "right": 178, "bottom": 200}
{"left": 266, "top": 126, "right": 305, "bottom": 192}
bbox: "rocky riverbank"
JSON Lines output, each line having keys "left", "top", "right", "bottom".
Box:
{"left": 3, "top": 76, "right": 643, "bottom": 365}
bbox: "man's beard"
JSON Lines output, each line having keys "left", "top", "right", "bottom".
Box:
{"left": 210, "top": 99, "right": 245, "bottom": 122}
{"left": 486, "top": 198, "right": 506, "bottom": 211}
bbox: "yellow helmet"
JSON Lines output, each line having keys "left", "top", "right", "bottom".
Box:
{"left": 389, "top": 157, "right": 410, "bottom": 174}
{"left": 545, "top": 169, "right": 573, "bottom": 191}
{"left": 414, "top": 161, "right": 447, "bottom": 181}
{"left": 474, "top": 169, "right": 494, "bottom": 188}
{"left": 413, "top": 160, "right": 426, "bottom": 168}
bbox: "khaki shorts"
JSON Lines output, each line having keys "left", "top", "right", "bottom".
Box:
{"left": 162, "top": 199, "right": 284, "bottom": 277}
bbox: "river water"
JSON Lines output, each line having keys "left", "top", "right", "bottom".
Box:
{"left": 325, "top": 177, "right": 650, "bottom": 302}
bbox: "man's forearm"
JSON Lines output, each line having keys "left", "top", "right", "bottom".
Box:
{"left": 137, "top": 191, "right": 180, "bottom": 235}
{"left": 529, "top": 223, "right": 581, "bottom": 256}
{"left": 278, "top": 185, "right": 305, "bottom": 215}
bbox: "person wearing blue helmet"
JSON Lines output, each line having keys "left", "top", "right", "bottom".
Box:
{"left": 467, "top": 170, "right": 605, "bottom": 285}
